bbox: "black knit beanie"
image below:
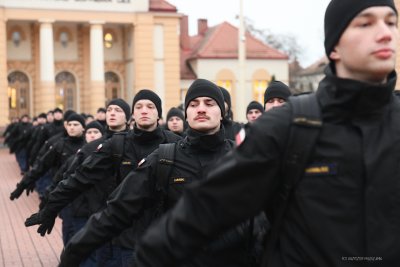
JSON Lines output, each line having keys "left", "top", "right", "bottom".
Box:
{"left": 246, "top": 101, "right": 264, "bottom": 114}
{"left": 166, "top": 107, "right": 185, "bottom": 122}
{"left": 107, "top": 98, "right": 131, "bottom": 122}
{"left": 63, "top": 109, "right": 76, "bottom": 121}
{"left": 97, "top": 107, "right": 106, "bottom": 113}
{"left": 67, "top": 113, "right": 86, "bottom": 127}
{"left": 37, "top": 113, "right": 47, "bottom": 119}
{"left": 264, "top": 81, "right": 291, "bottom": 106}
{"left": 85, "top": 120, "right": 104, "bottom": 134}
{"left": 324, "top": 0, "right": 397, "bottom": 58}
{"left": 53, "top": 107, "right": 63, "bottom": 114}
{"left": 185, "top": 79, "right": 225, "bottom": 118}
{"left": 132, "top": 89, "right": 162, "bottom": 119}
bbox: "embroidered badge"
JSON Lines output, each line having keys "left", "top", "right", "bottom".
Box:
{"left": 305, "top": 163, "right": 337, "bottom": 176}
{"left": 173, "top": 178, "right": 186, "bottom": 183}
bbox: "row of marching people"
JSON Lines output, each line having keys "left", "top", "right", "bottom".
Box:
{"left": 7, "top": 81, "right": 291, "bottom": 267}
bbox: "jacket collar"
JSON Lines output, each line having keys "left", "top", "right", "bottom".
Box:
{"left": 316, "top": 66, "right": 396, "bottom": 121}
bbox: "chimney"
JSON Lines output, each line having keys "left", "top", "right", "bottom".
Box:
{"left": 197, "top": 18, "right": 208, "bottom": 36}
{"left": 180, "top": 15, "right": 190, "bottom": 50}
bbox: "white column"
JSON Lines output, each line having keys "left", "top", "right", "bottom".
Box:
{"left": 90, "top": 21, "right": 105, "bottom": 82}
{"left": 39, "top": 19, "right": 56, "bottom": 112}
{"left": 39, "top": 20, "right": 55, "bottom": 82}
{"left": 154, "top": 24, "right": 165, "bottom": 117}
{"left": 89, "top": 21, "right": 106, "bottom": 113}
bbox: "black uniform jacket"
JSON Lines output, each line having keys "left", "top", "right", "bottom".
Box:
{"left": 49, "top": 128, "right": 126, "bottom": 217}
{"left": 45, "top": 127, "right": 181, "bottom": 221}
{"left": 26, "top": 135, "right": 85, "bottom": 183}
{"left": 135, "top": 68, "right": 400, "bottom": 267}
{"left": 60, "top": 128, "right": 250, "bottom": 266}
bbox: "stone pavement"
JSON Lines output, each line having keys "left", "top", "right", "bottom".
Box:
{"left": 0, "top": 147, "right": 63, "bottom": 267}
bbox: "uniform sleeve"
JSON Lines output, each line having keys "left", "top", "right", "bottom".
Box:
{"left": 27, "top": 141, "right": 59, "bottom": 181}
{"left": 135, "top": 104, "right": 293, "bottom": 267}
{"left": 45, "top": 139, "right": 115, "bottom": 215}
{"left": 60, "top": 151, "right": 159, "bottom": 264}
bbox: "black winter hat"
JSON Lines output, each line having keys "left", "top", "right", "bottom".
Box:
{"left": 166, "top": 107, "right": 185, "bottom": 122}
{"left": 246, "top": 101, "right": 264, "bottom": 114}
{"left": 185, "top": 79, "right": 225, "bottom": 117}
{"left": 264, "top": 81, "right": 291, "bottom": 106}
{"left": 324, "top": 0, "right": 397, "bottom": 58}
{"left": 85, "top": 120, "right": 104, "bottom": 134}
{"left": 97, "top": 107, "right": 106, "bottom": 113}
{"left": 53, "top": 107, "right": 63, "bottom": 114}
{"left": 107, "top": 98, "right": 131, "bottom": 122}
{"left": 67, "top": 113, "right": 86, "bottom": 127}
{"left": 132, "top": 89, "right": 162, "bottom": 119}
{"left": 63, "top": 109, "right": 76, "bottom": 121}
{"left": 37, "top": 113, "right": 47, "bottom": 119}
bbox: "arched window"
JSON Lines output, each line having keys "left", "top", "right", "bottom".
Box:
{"left": 8, "top": 71, "right": 30, "bottom": 118}
{"left": 105, "top": 71, "right": 121, "bottom": 103}
{"left": 55, "top": 72, "right": 76, "bottom": 110}
{"left": 104, "top": 33, "right": 113, "bottom": 49}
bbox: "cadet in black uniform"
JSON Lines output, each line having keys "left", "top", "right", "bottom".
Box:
{"left": 8, "top": 114, "right": 32, "bottom": 174}
{"left": 10, "top": 113, "right": 86, "bottom": 201}
{"left": 219, "top": 86, "right": 242, "bottom": 140}
{"left": 132, "top": 1, "right": 400, "bottom": 266}
{"left": 57, "top": 79, "right": 260, "bottom": 267}
{"left": 263, "top": 81, "right": 291, "bottom": 112}
{"left": 165, "top": 107, "right": 186, "bottom": 136}
{"left": 25, "top": 90, "right": 180, "bottom": 266}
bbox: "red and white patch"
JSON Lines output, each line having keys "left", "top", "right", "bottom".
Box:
{"left": 138, "top": 158, "right": 146, "bottom": 167}
{"left": 235, "top": 128, "right": 246, "bottom": 146}
{"left": 96, "top": 143, "right": 103, "bottom": 151}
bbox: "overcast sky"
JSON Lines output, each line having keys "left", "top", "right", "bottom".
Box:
{"left": 167, "top": 0, "right": 331, "bottom": 68}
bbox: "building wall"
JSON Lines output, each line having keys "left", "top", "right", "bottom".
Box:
{"left": 191, "top": 58, "right": 289, "bottom": 121}
{"left": 0, "top": 2, "right": 181, "bottom": 126}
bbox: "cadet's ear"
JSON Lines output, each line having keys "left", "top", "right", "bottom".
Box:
{"left": 329, "top": 46, "right": 340, "bottom": 61}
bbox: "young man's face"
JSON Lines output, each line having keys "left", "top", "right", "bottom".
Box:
{"left": 96, "top": 111, "right": 106, "bottom": 121}
{"left": 330, "top": 6, "right": 398, "bottom": 83}
{"left": 167, "top": 116, "right": 184, "bottom": 134}
{"left": 37, "top": 117, "right": 47, "bottom": 125}
{"left": 246, "top": 109, "right": 262, "bottom": 123}
{"left": 47, "top": 113, "right": 54, "bottom": 123}
{"left": 54, "top": 111, "right": 63, "bottom": 121}
{"left": 186, "top": 96, "right": 222, "bottom": 135}
{"left": 264, "top": 98, "right": 286, "bottom": 112}
{"left": 85, "top": 128, "right": 102, "bottom": 143}
{"left": 106, "top": 104, "right": 127, "bottom": 131}
{"left": 66, "top": 121, "right": 84, "bottom": 137}
{"left": 133, "top": 99, "right": 159, "bottom": 131}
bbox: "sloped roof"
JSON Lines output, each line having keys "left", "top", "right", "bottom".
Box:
{"left": 180, "top": 21, "right": 288, "bottom": 79}
{"left": 190, "top": 22, "right": 288, "bottom": 60}
{"left": 299, "top": 56, "right": 328, "bottom": 75}
{"left": 149, "top": 0, "right": 177, "bottom": 12}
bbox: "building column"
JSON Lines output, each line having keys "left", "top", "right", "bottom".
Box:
{"left": 0, "top": 9, "right": 8, "bottom": 127}
{"left": 89, "top": 21, "right": 105, "bottom": 114}
{"left": 39, "top": 19, "right": 56, "bottom": 112}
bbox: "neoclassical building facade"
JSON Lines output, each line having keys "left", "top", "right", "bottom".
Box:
{"left": 0, "top": 0, "right": 292, "bottom": 126}
{"left": 0, "top": 0, "right": 181, "bottom": 126}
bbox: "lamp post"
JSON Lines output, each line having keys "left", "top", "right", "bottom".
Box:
{"left": 237, "top": 0, "right": 247, "bottom": 122}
